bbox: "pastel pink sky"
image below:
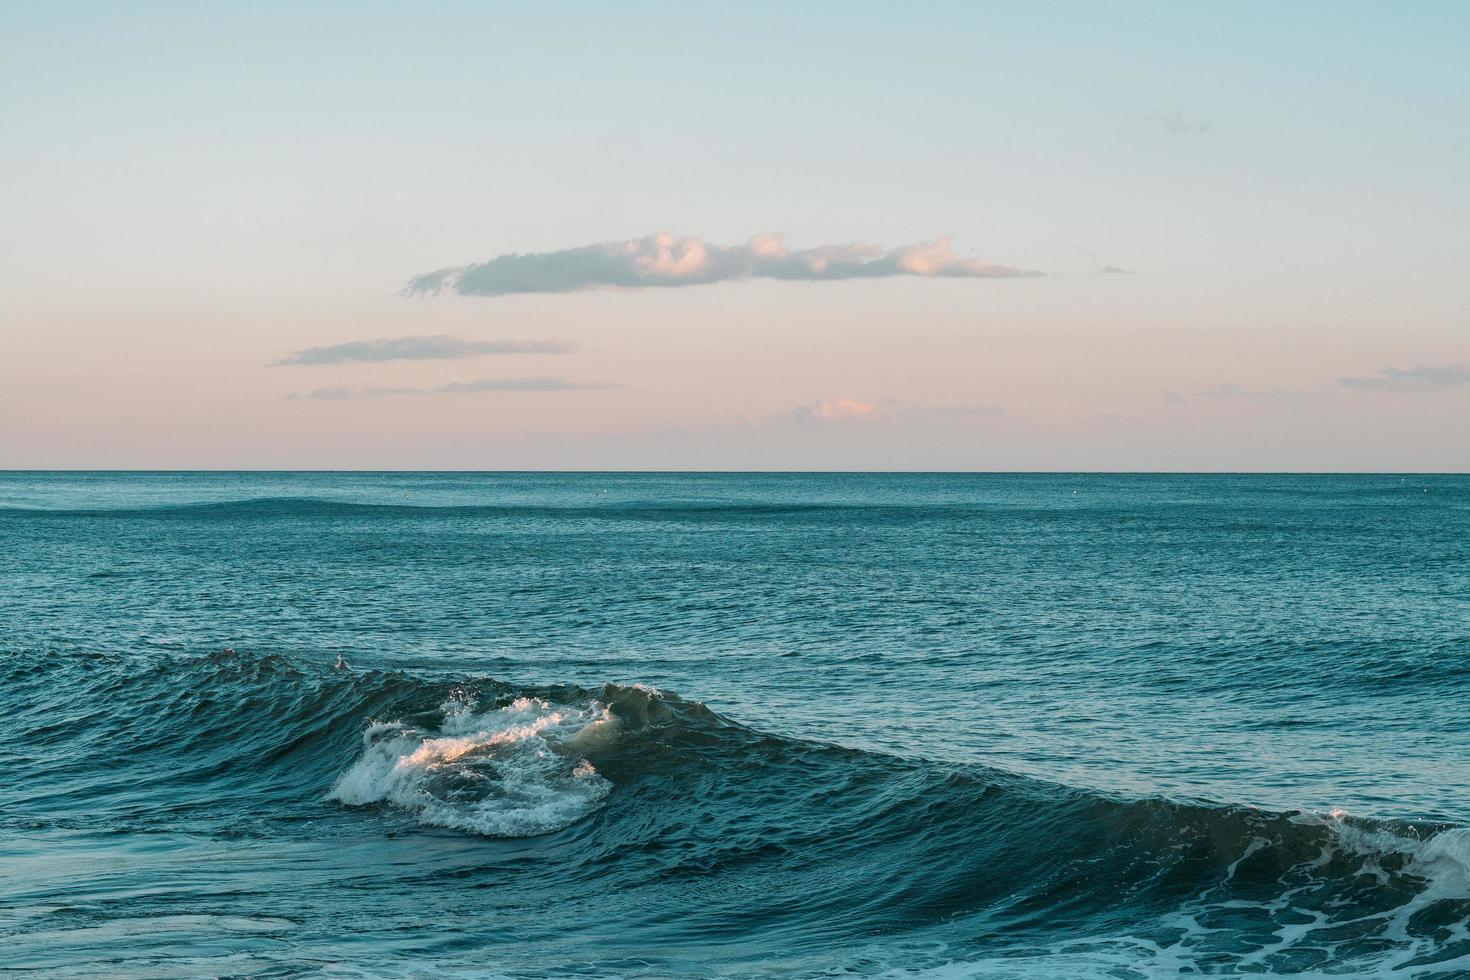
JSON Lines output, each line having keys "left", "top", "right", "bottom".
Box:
{"left": 2, "top": 4, "right": 1467, "bottom": 470}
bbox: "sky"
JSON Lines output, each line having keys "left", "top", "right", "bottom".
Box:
{"left": 2, "top": 1, "right": 1467, "bottom": 470}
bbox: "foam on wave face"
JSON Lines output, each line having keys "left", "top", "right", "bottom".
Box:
{"left": 330, "top": 693, "right": 614, "bottom": 837}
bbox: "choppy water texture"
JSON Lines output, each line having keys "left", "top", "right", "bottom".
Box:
{"left": 3, "top": 472, "right": 1469, "bottom": 978}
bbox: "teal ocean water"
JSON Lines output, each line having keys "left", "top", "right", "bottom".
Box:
{"left": 2, "top": 472, "right": 1468, "bottom": 978}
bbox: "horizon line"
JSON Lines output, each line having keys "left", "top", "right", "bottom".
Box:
{"left": 1, "top": 469, "right": 1467, "bottom": 477}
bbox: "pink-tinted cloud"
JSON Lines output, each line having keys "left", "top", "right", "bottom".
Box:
{"left": 776, "top": 398, "right": 1002, "bottom": 427}
{"left": 786, "top": 398, "right": 879, "bottom": 424}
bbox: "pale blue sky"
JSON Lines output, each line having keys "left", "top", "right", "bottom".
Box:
{"left": 2, "top": 2, "right": 1467, "bottom": 468}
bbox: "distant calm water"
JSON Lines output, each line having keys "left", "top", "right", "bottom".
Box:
{"left": 3, "top": 472, "right": 1468, "bottom": 978}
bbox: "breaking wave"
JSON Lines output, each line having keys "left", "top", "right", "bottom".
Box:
{"left": 329, "top": 693, "right": 614, "bottom": 836}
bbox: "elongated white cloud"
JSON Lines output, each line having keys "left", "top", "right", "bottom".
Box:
{"left": 407, "top": 232, "right": 1039, "bottom": 298}
{"left": 275, "top": 335, "right": 574, "bottom": 365}
{"left": 291, "top": 377, "right": 620, "bottom": 399}
{"left": 1339, "top": 364, "right": 1470, "bottom": 394}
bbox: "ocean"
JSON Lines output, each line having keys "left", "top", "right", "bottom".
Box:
{"left": 2, "top": 472, "right": 1468, "bottom": 978}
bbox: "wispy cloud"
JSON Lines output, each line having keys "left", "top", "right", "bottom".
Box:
{"left": 275, "top": 335, "right": 574, "bottom": 365}
{"left": 1338, "top": 364, "right": 1470, "bottom": 394}
{"left": 289, "top": 384, "right": 425, "bottom": 400}
{"left": 1198, "top": 383, "right": 1320, "bottom": 399}
{"left": 407, "top": 232, "right": 1039, "bottom": 298}
{"left": 1147, "top": 107, "right": 1212, "bottom": 136}
{"left": 1164, "top": 383, "right": 1325, "bottom": 404}
{"left": 436, "top": 377, "right": 621, "bottom": 393}
{"left": 291, "top": 377, "right": 620, "bottom": 399}
{"left": 1076, "top": 245, "right": 1134, "bottom": 276}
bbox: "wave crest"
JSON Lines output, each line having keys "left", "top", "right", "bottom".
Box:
{"left": 329, "top": 693, "right": 613, "bottom": 837}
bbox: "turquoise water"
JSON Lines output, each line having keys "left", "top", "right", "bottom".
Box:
{"left": 2, "top": 473, "right": 1468, "bottom": 977}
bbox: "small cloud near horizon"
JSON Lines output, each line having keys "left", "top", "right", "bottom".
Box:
{"left": 773, "top": 397, "right": 1002, "bottom": 427}
{"left": 407, "top": 232, "right": 1040, "bottom": 298}
{"left": 290, "top": 377, "right": 620, "bottom": 399}
{"left": 1338, "top": 365, "right": 1470, "bottom": 394}
{"left": 275, "top": 335, "right": 574, "bottom": 365}
{"left": 786, "top": 398, "right": 879, "bottom": 425}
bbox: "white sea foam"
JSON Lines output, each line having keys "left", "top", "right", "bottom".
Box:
{"left": 330, "top": 695, "right": 612, "bottom": 837}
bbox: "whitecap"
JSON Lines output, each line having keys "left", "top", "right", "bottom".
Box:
{"left": 330, "top": 694, "right": 612, "bottom": 837}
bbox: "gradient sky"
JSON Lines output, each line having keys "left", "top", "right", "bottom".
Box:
{"left": 3, "top": 1, "right": 1467, "bottom": 470}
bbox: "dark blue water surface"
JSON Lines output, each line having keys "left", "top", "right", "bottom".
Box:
{"left": 2, "top": 473, "right": 1469, "bottom": 978}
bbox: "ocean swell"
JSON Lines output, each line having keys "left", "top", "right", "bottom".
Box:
{"left": 7, "top": 649, "right": 1470, "bottom": 975}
